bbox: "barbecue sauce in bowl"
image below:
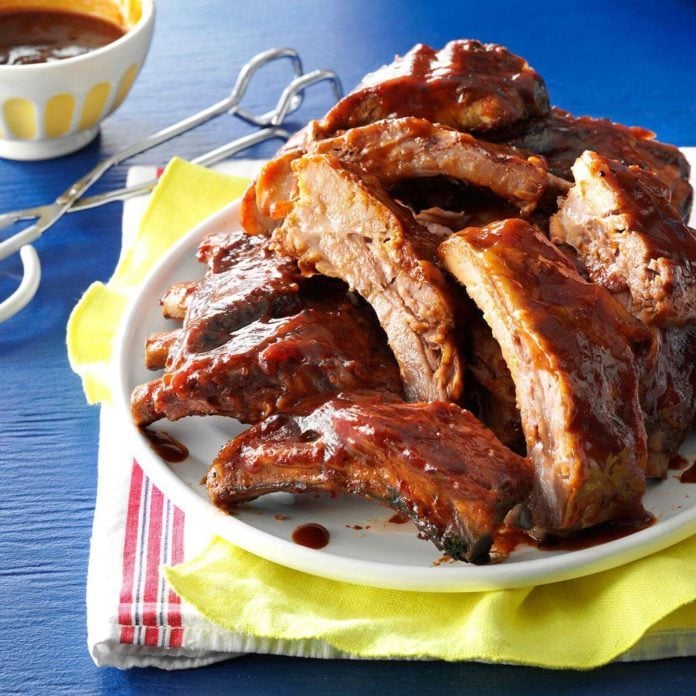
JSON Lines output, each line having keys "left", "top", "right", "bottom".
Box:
{"left": 0, "top": 10, "right": 125, "bottom": 65}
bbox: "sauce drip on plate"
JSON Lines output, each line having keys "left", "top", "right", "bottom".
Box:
{"left": 680, "top": 461, "right": 696, "bottom": 483}
{"left": 140, "top": 428, "right": 189, "bottom": 463}
{"left": 0, "top": 10, "right": 125, "bottom": 65}
{"left": 291, "top": 523, "right": 330, "bottom": 549}
{"left": 493, "top": 514, "right": 655, "bottom": 557}
{"left": 668, "top": 454, "right": 689, "bottom": 470}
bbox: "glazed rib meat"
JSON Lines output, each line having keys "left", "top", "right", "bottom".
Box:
{"left": 243, "top": 117, "right": 548, "bottom": 236}
{"left": 131, "top": 229, "right": 402, "bottom": 426}
{"left": 133, "top": 296, "right": 402, "bottom": 426}
{"left": 207, "top": 392, "right": 534, "bottom": 564}
{"left": 139, "top": 229, "right": 304, "bottom": 374}
{"left": 270, "top": 153, "right": 464, "bottom": 402}
{"left": 317, "top": 40, "right": 549, "bottom": 135}
{"left": 311, "top": 118, "right": 548, "bottom": 214}
{"left": 240, "top": 151, "right": 300, "bottom": 236}
{"left": 466, "top": 313, "right": 523, "bottom": 451}
{"left": 550, "top": 151, "right": 696, "bottom": 474}
{"left": 498, "top": 107, "right": 692, "bottom": 220}
{"left": 643, "top": 326, "right": 696, "bottom": 477}
{"left": 439, "top": 218, "right": 650, "bottom": 536}
{"left": 550, "top": 151, "right": 696, "bottom": 327}
{"left": 157, "top": 229, "right": 304, "bottom": 371}
{"left": 144, "top": 330, "right": 180, "bottom": 371}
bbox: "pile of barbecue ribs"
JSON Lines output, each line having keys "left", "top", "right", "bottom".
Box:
{"left": 131, "top": 40, "right": 696, "bottom": 564}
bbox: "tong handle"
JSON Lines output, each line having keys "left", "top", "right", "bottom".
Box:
{"left": 104, "top": 47, "right": 303, "bottom": 168}
{"left": 71, "top": 126, "right": 291, "bottom": 212}
{"left": 0, "top": 246, "right": 41, "bottom": 323}
{"left": 0, "top": 126, "right": 292, "bottom": 320}
{"left": 269, "top": 69, "right": 343, "bottom": 126}
{"left": 0, "top": 217, "right": 45, "bottom": 260}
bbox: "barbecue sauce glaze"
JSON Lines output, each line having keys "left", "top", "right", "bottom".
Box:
{"left": 0, "top": 10, "right": 124, "bottom": 65}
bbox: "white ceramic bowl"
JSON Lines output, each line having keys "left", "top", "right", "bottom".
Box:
{"left": 0, "top": 0, "right": 154, "bottom": 160}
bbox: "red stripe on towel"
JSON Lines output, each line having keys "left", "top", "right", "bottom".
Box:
{"left": 119, "top": 461, "right": 145, "bottom": 643}
{"left": 118, "top": 459, "right": 187, "bottom": 648}
{"left": 120, "top": 626, "right": 135, "bottom": 645}
{"left": 167, "top": 504, "right": 186, "bottom": 648}
{"left": 144, "top": 626, "right": 160, "bottom": 647}
{"left": 141, "top": 483, "right": 165, "bottom": 638}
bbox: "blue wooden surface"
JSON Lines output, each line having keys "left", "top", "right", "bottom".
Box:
{"left": 1, "top": 0, "right": 695, "bottom": 693}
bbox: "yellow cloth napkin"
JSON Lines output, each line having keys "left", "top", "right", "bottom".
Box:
{"left": 67, "top": 157, "right": 696, "bottom": 669}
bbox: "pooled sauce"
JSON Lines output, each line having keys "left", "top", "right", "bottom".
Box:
{"left": 539, "top": 515, "right": 655, "bottom": 552}
{"left": 141, "top": 428, "right": 189, "bottom": 463}
{"left": 388, "top": 512, "right": 410, "bottom": 524}
{"left": 669, "top": 454, "right": 689, "bottom": 470}
{"left": 493, "top": 515, "right": 655, "bottom": 557}
{"left": 291, "top": 523, "right": 330, "bottom": 549}
{"left": 0, "top": 10, "right": 125, "bottom": 65}
{"left": 680, "top": 462, "right": 696, "bottom": 483}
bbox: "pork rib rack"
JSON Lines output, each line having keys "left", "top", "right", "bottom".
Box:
{"left": 208, "top": 392, "right": 534, "bottom": 564}
{"left": 551, "top": 150, "right": 696, "bottom": 475}
{"left": 497, "top": 107, "right": 692, "bottom": 221}
{"left": 270, "top": 153, "right": 464, "bottom": 403}
{"left": 242, "top": 116, "right": 549, "bottom": 235}
{"left": 439, "top": 218, "right": 650, "bottom": 536}
{"left": 131, "top": 229, "right": 402, "bottom": 426}
{"left": 317, "top": 40, "right": 549, "bottom": 135}
{"left": 130, "top": 38, "right": 696, "bottom": 560}
{"left": 551, "top": 151, "right": 696, "bottom": 327}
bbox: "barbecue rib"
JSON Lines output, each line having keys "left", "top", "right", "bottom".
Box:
{"left": 131, "top": 229, "right": 402, "bottom": 426}
{"left": 643, "top": 326, "right": 696, "bottom": 477}
{"left": 133, "top": 296, "right": 402, "bottom": 426}
{"left": 439, "top": 218, "right": 650, "bottom": 536}
{"left": 243, "top": 117, "right": 549, "bottom": 235}
{"left": 311, "top": 118, "right": 548, "bottom": 214}
{"left": 207, "top": 392, "right": 534, "bottom": 564}
{"left": 144, "top": 330, "right": 180, "bottom": 371}
{"left": 497, "top": 107, "right": 692, "bottom": 221}
{"left": 550, "top": 151, "right": 696, "bottom": 327}
{"left": 270, "top": 153, "right": 464, "bottom": 402}
{"left": 169, "top": 229, "right": 304, "bottom": 364}
{"left": 550, "top": 151, "right": 696, "bottom": 474}
{"left": 317, "top": 40, "right": 549, "bottom": 135}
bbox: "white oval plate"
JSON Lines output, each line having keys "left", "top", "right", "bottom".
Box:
{"left": 112, "top": 198, "right": 696, "bottom": 592}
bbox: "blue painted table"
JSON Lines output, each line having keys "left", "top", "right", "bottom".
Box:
{"left": 1, "top": 1, "right": 695, "bottom": 693}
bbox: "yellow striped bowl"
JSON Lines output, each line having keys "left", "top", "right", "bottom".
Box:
{"left": 0, "top": 0, "right": 154, "bottom": 160}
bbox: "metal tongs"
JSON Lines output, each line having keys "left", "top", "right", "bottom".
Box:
{"left": 0, "top": 48, "right": 343, "bottom": 323}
